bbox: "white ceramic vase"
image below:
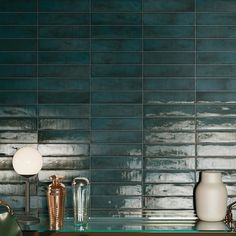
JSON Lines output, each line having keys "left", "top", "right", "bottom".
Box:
{"left": 195, "top": 171, "right": 227, "bottom": 222}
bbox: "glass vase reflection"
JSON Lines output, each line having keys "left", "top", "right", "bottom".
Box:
{"left": 72, "top": 177, "right": 90, "bottom": 226}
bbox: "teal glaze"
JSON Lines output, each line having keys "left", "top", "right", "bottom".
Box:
{"left": 0, "top": 0, "right": 236, "bottom": 217}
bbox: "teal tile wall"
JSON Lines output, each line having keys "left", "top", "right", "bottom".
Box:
{"left": 0, "top": 0, "right": 236, "bottom": 217}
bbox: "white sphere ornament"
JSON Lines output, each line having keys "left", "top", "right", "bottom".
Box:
{"left": 13, "top": 147, "right": 43, "bottom": 176}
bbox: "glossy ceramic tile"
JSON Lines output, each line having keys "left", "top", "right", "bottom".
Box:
{"left": 91, "top": 156, "right": 142, "bottom": 169}
{"left": 144, "top": 184, "right": 194, "bottom": 196}
{"left": 0, "top": 40, "right": 34, "bottom": 52}
{"left": 144, "top": 145, "right": 195, "bottom": 157}
{"left": 39, "top": 130, "right": 90, "bottom": 143}
{"left": 196, "top": 0, "right": 236, "bottom": 12}
{"left": 91, "top": 184, "right": 142, "bottom": 196}
{"left": 144, "top": 132, "right": 195, "bottom": 144}
{"left": 39, "top": 0, "right": 89, "bottom": 12}
{"left": 91, "top": 0, "right": 141, "bottom": 12}
{"left": 92, "top": 13, "right": 141, "bottom": 25}
{"left": 91, "top": 196, "right": 142, "bottom": 209}
{"left": 39, "top": 39, "right": 90, "bottom": 51}
{"left": 91, "top": 105, "right": 142, "bottom": 117}
{"left": 38, "top": 105, "right": 90, "bottom": 118}
{"left": 2, "top": 0, "right": 236, "bottom": 217}
{"left": 143, "top": 13, "right": 194, "bottom": 25}
{"left": 92, "top": 131, "right": 142, "bottom": 143}
{"left": 143, "top": 0, "right": 194, "bottom": 12}
{"left": 144, "top": 197, "right": 193, "bottom": 209}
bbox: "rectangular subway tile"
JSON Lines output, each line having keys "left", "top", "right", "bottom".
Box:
{"left": 42, "top": 157, "right": 89, "bottom": 170}
{"left": 91, "top": 144, "right": 142, "bottom": 156}
{"left": 0, "top": 65, "right": 36, "bottom": 77}
{"left": 38, "top": 78, "right": 89, "bottom": 91}
{"left": 39, "top": 118, "right": 89, "bottom": 130}
{"left": 92, "top": 26, "right": 141, "bottom": 39}
{"left": 38, "top": 52, "right": 90, "bottom": 65}
{"left": 197, "top": 52, "right": 236, "bottom": 64}
{"left": 197, "top": 157, "right": 236, "bottom": 170}
{"left": 197, "top": 13, "right": 236, "bottom": 25}
{"left": 197, "top": 117, "right": 236, "bottom": 130}
{"left": 39, "top": 130, "right": 90, "bottom": 143}
{"left": 0, "top": 118, "right": 36, "bottom": 131}
{"left": 92, "top": 78, "right": 142, "bottom": 91}
{"left": 0, "top": 39, "right": 36, "bottom": 51}
{"left": 197, "top": 26, "right": 236, "bottom": 38}
{"left": 197, "top": 144, "right": 236, "bottom": 157}
{"left": 144, "top": 184, "right": 194, "bottom": 196}
{"left": 144, "top": 197, "right": 193, "bottom": 209}
{"left": 143, "top": 0, "right": 194, "bottom": 12}
{"left": 91, "top": 118, "right": 142, "bottom": 130}
{"left": 144, "top": 26, "right": 194, "bottom": 38}
{"left": 39, "top": 26, "right": 89, "bottom": 38}
{"left": 38, "top": 143, "right": 89, "bottom": 156}
{"left": 0, "top": 52, "right": 36, "bottom": 64}
{"left": 92, "top": 13, "right": 141, "bottom": 25}
{"left": 196, "top": 0, "right": 236, "bottom": 12}
{"left": 39, "top": 65, "right": 90, "bottom": 78}
{"left": 0, "top": 26, "right": 36, "bottom": 38}
{"left": 144, "top": 171, "right": 195, "bottom": 183}
{"left": 39, "top": 39, "right": 90, "bottom": 51}
{"left": 0, "top": 131, "right": 37, "bottom": 143}
{"left": 0, "top": 78, "right": 36, "bottom": 90}
{"left": 143, "top": 13, "right": 194, "bottom": 25}
{"left": 0, "top": 13, "right": 37, "bottom": 25}
{"left": 144, "top": 105, "right": 195, "bottom": 117}
{"left": 91, "top": 104, "right": 142, "bottom": 117}
{"left": 91, "top": 156, "right": 142, "bottom": 169}
{"left": 92, "top": 131, "right": 142, "bottom": 143}
{"left": 92, "top": 65, "right": 142, "bottom": 77}
{"left": 91, "top": 170, "right": 142, "bottom": 182}
{"left": 198, "top": 132, "right": 236, "bottom": 143}
{"left": 92, "top": 0, "right": 141, "bottom": 12}
{"left": 197, "top": 104, "right": 236, "bottom": 117}
{"left": 197, "top": 92, "right": 236, "bottom": 104}
{"left": 92, "top": 39, "right": 142, "bottom": 51}
{"left": 0, "top": 0, "right": 37, "bottom": 12}
{"left": 144, "top": 144, "right": 195, "bottom": 157}
{"left": 0, "top": 92, "right": 37, "bottom": 105}
{"left": 144, "top": 78, "right": 194, "bottom": 90}
{"left": 91, "top": 183, "right": 142, "bottom": 196}
{"left": 39, "top": 105, "right": 89, "bottom": 118}
{"left": 144, "top": 91, "right": 195, "bottom": 104}
{"left": 91, "top": 196, "right": 142, "bottom": 209}
{"left": 0, "top": 105, "right": 36, "bottom": 117}
{"left": 92, "top": 52, "right": 141, "bottom": 64}
{"left": 197, "top": 39, "right": 236, "bottom": 51}
{"left": 197, "top": 65, "right": 236, "bottom": 77}
{"left": 39, "top": 92, "right": 90, "bottom": 104}
{"left": 197, "top": 79, "right": 236, "bottom": 91}
{"left": 145, "top": 157, "right": 195, "bottom": 170}
{"left": 144, "top": 39, "right": 194, "bottom": 51}
{"left": 144, "top": 52, "right": 194, "bottom": 64}
{"left": 39, "top": 13, "right": 90, "bottom": 25}
{"left": 144, "top": 117, "right": 195, "bottom": 131}
{"left": 144, "top": 65, "right": 195, "bottom": 77}
{"left": 144, "top": 131, "right": 195, "bottom": 144}
{"left": 92, "top": 91, "right": 142, "bottom": 104}
{"left": 39, "top": 0, "right": 89, "bottom": 12}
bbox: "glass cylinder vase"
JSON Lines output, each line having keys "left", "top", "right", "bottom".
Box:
{"left": 72, "top": 177, "right": 90, "bottom": 226}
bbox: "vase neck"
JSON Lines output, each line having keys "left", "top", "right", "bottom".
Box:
{"left": 201, "top": 171, "right": 222, "bottom": 183}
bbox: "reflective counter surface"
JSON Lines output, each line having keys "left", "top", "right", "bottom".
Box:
{"left": 20, "top": 217, "right": 233, "bottom": 233}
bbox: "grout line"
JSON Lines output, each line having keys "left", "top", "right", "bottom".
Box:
{"left": 194, "top": 0, "right": 197, "bottom": 184}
